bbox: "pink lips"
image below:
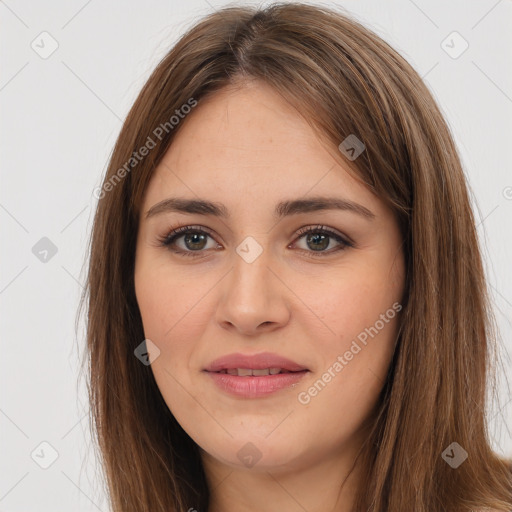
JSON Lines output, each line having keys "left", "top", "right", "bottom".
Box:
{"left": 203, "top": 352, "right": 310, "bottom": 398}
{"left": 204, "top": 352, "right": 308, "bottom": 372}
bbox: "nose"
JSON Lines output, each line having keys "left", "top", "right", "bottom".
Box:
{"left": 215, "top": 247, "right": 291, "bottom": 337}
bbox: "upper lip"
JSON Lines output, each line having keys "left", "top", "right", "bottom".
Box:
{"left": 204, "top": 352, "right": 309, "bottom": 372}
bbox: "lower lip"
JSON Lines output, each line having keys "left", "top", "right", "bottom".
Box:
{"left": 204, "top": 370, "right": 309, "bottom": 398}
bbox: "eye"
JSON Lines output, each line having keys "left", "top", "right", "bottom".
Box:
{"left": 157, "top": 225, "right": 220, "bottom": 258}
{"left": 157, "top": 224, "right": 353, "bottom": 258}
{"left": 291, "top": 225, "right": 353, "bottom": 257}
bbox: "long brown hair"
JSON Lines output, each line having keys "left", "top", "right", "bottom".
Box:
{"left": 78, "top": 2, "right": 512, "bottom": 510}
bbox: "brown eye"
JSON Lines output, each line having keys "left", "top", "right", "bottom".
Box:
{"left": 292, "top": 225, "right": 353, "bottom": 256}
{"left": 158, "top": 226, "right": 219, "bottom": 258}
{"left": 304, "top": 232, "right": 330, "bottom": 251}
{"left": 158, "top": 224, "right": 353, "bottom": 259}
{"left": 180, "top": 232, "right": 209, "bottom": 251}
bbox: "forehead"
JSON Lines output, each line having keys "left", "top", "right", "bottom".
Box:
{"left": 165, "top": 82, "right": 326, "bottom": 172}
{"left": 141, "top": 82, "right": 381, "bottom": 218}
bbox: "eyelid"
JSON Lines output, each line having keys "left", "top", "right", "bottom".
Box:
{"left": 157, "top": 224, "right": 220, "bottom": 249}
{"left": 293, "top": 224, "right": 354, "bottom": 246}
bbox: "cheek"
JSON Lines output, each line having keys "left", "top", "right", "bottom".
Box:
{"left": 134, "top": 266, "right": 212, "bottom": 429}
{"left": 294, "top": 296, "right": 401, "bottom": 447}
{"left": 293, "top": 260, "right": 402, "bottom": 410}
{"left": 134, "top": 261, "right": 219, "bottom": 413}
{"left": 297, "top": 258, "right": 402, "bottom": 344}
{"left": 135, "top": 260, "right": 208, "bottom": 343}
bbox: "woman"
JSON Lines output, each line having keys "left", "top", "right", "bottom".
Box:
{"left": 80, "top": 2, "right": 512, "bottom": 511}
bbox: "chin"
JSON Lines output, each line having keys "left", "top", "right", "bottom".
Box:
{"left": 199, "top": 434, "right": 305, "bottom": 473}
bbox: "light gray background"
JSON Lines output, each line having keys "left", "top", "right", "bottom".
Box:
{"left": 1, "top": 0, "right": 511, "bottom": 510}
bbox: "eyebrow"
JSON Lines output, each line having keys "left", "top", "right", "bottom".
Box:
{"left": 145, "top": 196, "right": 376, "bottom": 221}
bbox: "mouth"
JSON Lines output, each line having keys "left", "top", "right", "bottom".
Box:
{"left": 209, "top": 367, "right": 306, "bottom": 376}
{"left": 203, "top": 351, "right": 309, "bottom": 373}
{"left": 202, "top": 352, "right": 310, "bottom": 398}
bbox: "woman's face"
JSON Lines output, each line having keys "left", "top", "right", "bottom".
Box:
{"left": 134, "top": 81, "right": 405, "bottom": 475}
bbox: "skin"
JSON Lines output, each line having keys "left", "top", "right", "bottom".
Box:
{"left": 134, "top": 79, "right": 405, "bottom": 512}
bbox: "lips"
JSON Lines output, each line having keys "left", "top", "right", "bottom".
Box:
{"left": 203, "top": 352, "right": 309, "bottom": 374}
{"left": 218, "top": 368, "right": 293, "bottom": 376}
{"left": 203, "top": 352, "right": 310, "bottom": 398}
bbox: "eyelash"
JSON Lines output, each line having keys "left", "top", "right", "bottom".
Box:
{"left": 156, "top": 224, "right": 354, "bottom": 259}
